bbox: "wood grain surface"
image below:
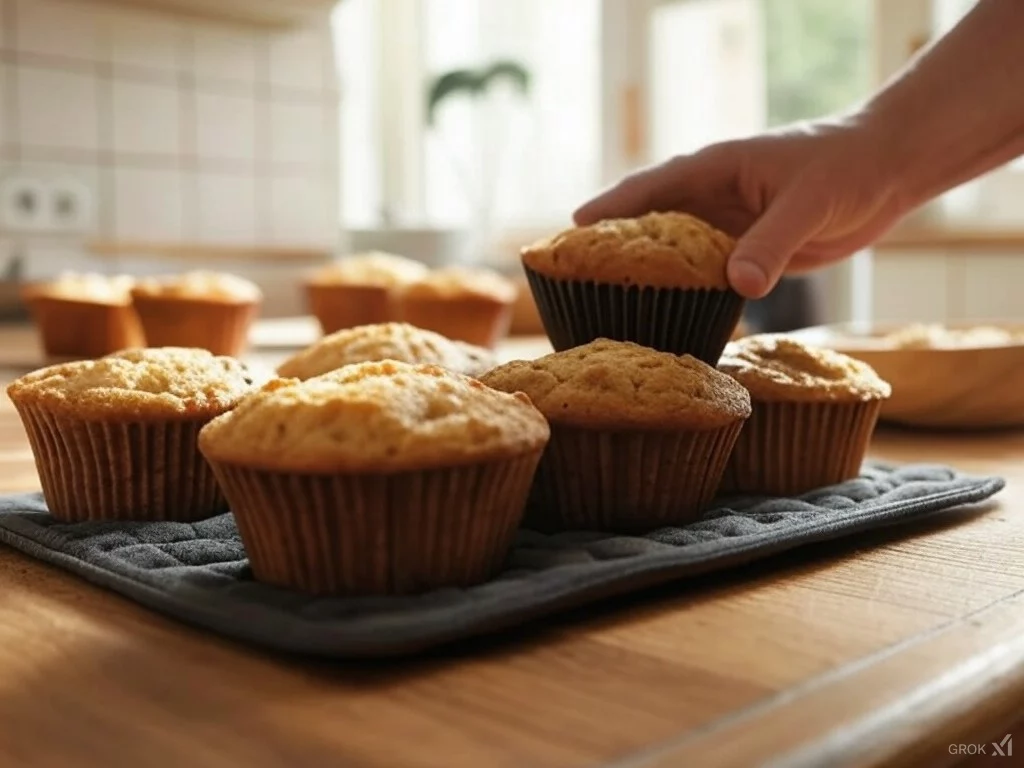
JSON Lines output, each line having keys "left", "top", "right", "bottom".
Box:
{"left": 0, "top": 325, "right": 1022, "bottom": 768}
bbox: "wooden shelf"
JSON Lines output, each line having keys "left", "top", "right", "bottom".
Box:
{"left": 108, "top": 0, "right": 341, "bottom": 28}
{"left": 877, "top": 226, "right": 1024, "bottom": 251}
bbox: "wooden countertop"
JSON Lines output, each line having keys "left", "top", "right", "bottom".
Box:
{"left": 1, "top": 323, "right": 1023, "bottom": 768}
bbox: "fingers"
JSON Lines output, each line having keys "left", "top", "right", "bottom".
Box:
{"left": 727, "top": 188, "right": 827, "bottom": 299}
{"left": 573, "top": 150, "right": 724, "bottom": 225}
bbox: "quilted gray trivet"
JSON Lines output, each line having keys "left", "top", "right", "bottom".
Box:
{"left": 0, "top": 462, "right": 1004, "bottom": 658}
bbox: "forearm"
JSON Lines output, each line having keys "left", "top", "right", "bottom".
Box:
{"left": 855, "top": 0, "right": 1024, "bottom": 209}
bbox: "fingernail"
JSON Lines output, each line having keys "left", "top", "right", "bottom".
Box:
{"left": 728, "top": 260, "right": 769, "bottom": 299}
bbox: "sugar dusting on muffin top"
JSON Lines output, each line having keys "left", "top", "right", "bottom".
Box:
{"left": 198, "top": 360, "right": 550, "bottom": 473}
{"left": 29, "top": 272, "right": 135, "bottom": 305}
{"left": 276, "top": 322, "right": 496, "bottom": 380}
{"left": 521, "top": 211, "right": 735, "bottom": 290}
{"left": 308, "top": 252, "right": 429, "bottom": 287}
{"left": 480, "top": 338, "right": 751, "bottom": 430}
{"left": 132, "top": 271, "right": 262, "bottom": 303}
{"left": 399, "top": 266, "right": 518, "bottom": 303}
{"left": 6, "top": 347, "right": 262, "bottom": 420}
{"left": 718, "top": 334, "right": 892, "bottom": 402}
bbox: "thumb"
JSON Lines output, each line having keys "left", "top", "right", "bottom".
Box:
{"left": 728, "top": 188, "right": 826, "bottom": 299}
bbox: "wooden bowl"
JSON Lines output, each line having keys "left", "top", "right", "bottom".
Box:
{"left": 788, "top": 321, "right": 1024, "bottom": 430}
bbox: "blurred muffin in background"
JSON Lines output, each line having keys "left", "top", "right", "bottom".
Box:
{"left": 276, "top": 321, "right": 496, "bottom": 380}
{"left": 509, "top": 272, "right": 545, "bottom": 336}
{"left": 304, "top": 251, "right": 428, "bottom": 335}
{"left": 131, "top": 270, "right": 262, "bottom": 357}
{"left": 393, "top": 266, "right": 518, "bottom": 349}
{"left": 22, "top": 272, "right": 143, "bottom": 359}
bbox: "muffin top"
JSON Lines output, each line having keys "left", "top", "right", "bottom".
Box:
{"left": 27, "top": 272, "right": 135, "bottom": 305}
{"left": 6, "top": 347, "right": 261, "bottom": 420}
{"left": 399, "top": 266, "right": 518, "bottom": 303}
{"left": 276, "top": 322, "right": 496, "bottom": 380}
{"left": 198, "top": 360, "right": 550, "bottom": 473}
{"left": 131, "top": 270, "right": 262, "bottom": 304}
{"left": 308, "top": 252, "right": 428, "bottom": 288}
{"left": 717, "top": 334, "right": 892, "bottom": 402}
{"left": 479, "top": 338, "right": 751, "bottom": 431}
{"left": 521, "top": 211, "right": 735, "bottom": 290}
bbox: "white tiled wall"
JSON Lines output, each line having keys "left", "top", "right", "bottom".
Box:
{"left": 871, "top": 250, "right": 1024, "bottom": 324}
{"left": 0, "top": 0, "right": 340, "bottom": 250}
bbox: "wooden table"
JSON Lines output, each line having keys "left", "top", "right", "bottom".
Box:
{"left": 1, "top": 323, "right": 1023, "bottom": 768}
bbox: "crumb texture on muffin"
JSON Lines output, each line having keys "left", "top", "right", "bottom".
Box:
{"left": 28, "top": 272, "right": 135, "bottom": 304}
{"left": 198, "top": 360, "right": 550, "bottom": 473}
{"left": 480, "top": 338, "right": 750, "bottom": 430}
{"left": 131, "top": 270, "right": 262, "bottom": 303}
{"left": 718, "top": 334, "right": 892, "bottom": 402}
{"left": 276, "top": 322, "right": 496, "bottom": 380}
{"left": 308, "top": 252, "right": 428, "bottom": 287}
{"left": 400, "top": 266, "right": 518, "bottom": 303}
{"left": 521, "top": 211, "right": 735, "bottom": 290}
{"left": 6, "top": 347, "right": 261, "bottom": 420}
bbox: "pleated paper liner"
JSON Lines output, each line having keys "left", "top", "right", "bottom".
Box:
{"left": 11, "top": 402, "right": 225, "bottom": 522}
{"left": 207, "top": 451, "right": 544, "bottom": 596}
{"left": 23, "top": 293, "right": 144, "bottom": 359}
{"left": 131, "top": 296, "right": 259, "bottom": 357}
{"left": 525, "top": 421, "right": 744, "bottom": 534}
{"left": 720, "top": 399, "right": 884, "bottom": 497}
{"left": 304, "top": 282, "right": 394, "bottom": 336}
{"left": 524, "top": 266, "right": 745, "bottom": 365}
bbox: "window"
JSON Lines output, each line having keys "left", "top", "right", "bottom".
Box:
{"left": 333, "top": 0, "right": 601, "bottom": 233}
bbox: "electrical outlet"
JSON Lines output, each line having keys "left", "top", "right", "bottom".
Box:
{"left": 47, "top": 176, "right": 95, "bottom": 233}
{"left": 0, "top": 175, "right": 50, "bottom": 232}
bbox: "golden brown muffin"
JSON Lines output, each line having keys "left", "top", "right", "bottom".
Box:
{"left": 393, "top": 266, "right": 518, "bottom": 349}
{"left": 198, "top": 361, "right": 550, "bottom": 595}
{"left": 480, "top": 338, "right": 751, "bottom": 533}
{"left": 275, "top": 322, "right": 496, "bottom": 380}
{"left": 522, "top": 211, "right": 733, "bottom": 290}
{"left": 717, "top": 334, "right": 892, "bottom": 496}
{"left": 130, "top": 271, "right": 262, "bottom": 357}
{"left": 7, "top": 347, "right": 261, "bottom": 522}
{"left": 520, "top": 211, "right": 744, "bottom": 363}
{"left": 22, "top": 272, "right": 143, "bottom": 359}
{"left": 304, "top": 252, "right": 428, "bottom": 334}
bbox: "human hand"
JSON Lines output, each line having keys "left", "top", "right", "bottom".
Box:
{"left": 573, "top": 119, "right": 914, "bottom": 299}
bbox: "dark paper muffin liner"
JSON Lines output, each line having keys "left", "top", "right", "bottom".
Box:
{"left": 524, "top": 266, "right": 745, "bottom": 364}
{"left": 12, "top": 402, "right": 224, "bottom": 522}
{"left": 526, "top": 422, "right": 744, "bottom": 534}
{"left": 720, "top": 399, "right": 884, "bottom": 497}
{"left": 207, "top": 451, "right": 544, "bottom": 596}
{"left": 131, "top": 296, "right": 258, "bottom": 357}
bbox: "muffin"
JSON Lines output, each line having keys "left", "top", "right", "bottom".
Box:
{"left": 21, "top": 272, "right": 143, "bottom": 359}
{"left": 521, "top": 211, "right": 744, "bottom": 364}
{"left": 304, "top": 252, "right": 428, "bottom": 335}
{"left": 276, "top": 322, "right": 496, "bottom": 380}
{"left": 7, "top": 347, "right": 261, "bottom": 522}
{"left": 393, "top": 266, "right": 517, "bottom": 349}
{"left": 130, "top": 271, "right": 262, "bottom": 357}
{"left": 198, "top": 361, "right": 550, "bottom": 596}
{"left": 479, "top": 338, "right": 751, "bottom": 533}
{"left": 717, "top": 334, "right": 892, "bottom": 496}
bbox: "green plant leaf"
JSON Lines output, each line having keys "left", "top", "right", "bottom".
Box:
{"left": 426, "top": 59, "right": 532, "bottom": 125}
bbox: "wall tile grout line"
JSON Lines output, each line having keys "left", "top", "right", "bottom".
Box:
{"left": 2, "top": 0, "right": 20, "bottom": 164}
{"left": 179, "top": 26, "right": 198, "bottom": 242}
{"left": 96, "top": 15, "right": 115, "bottom": 239}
